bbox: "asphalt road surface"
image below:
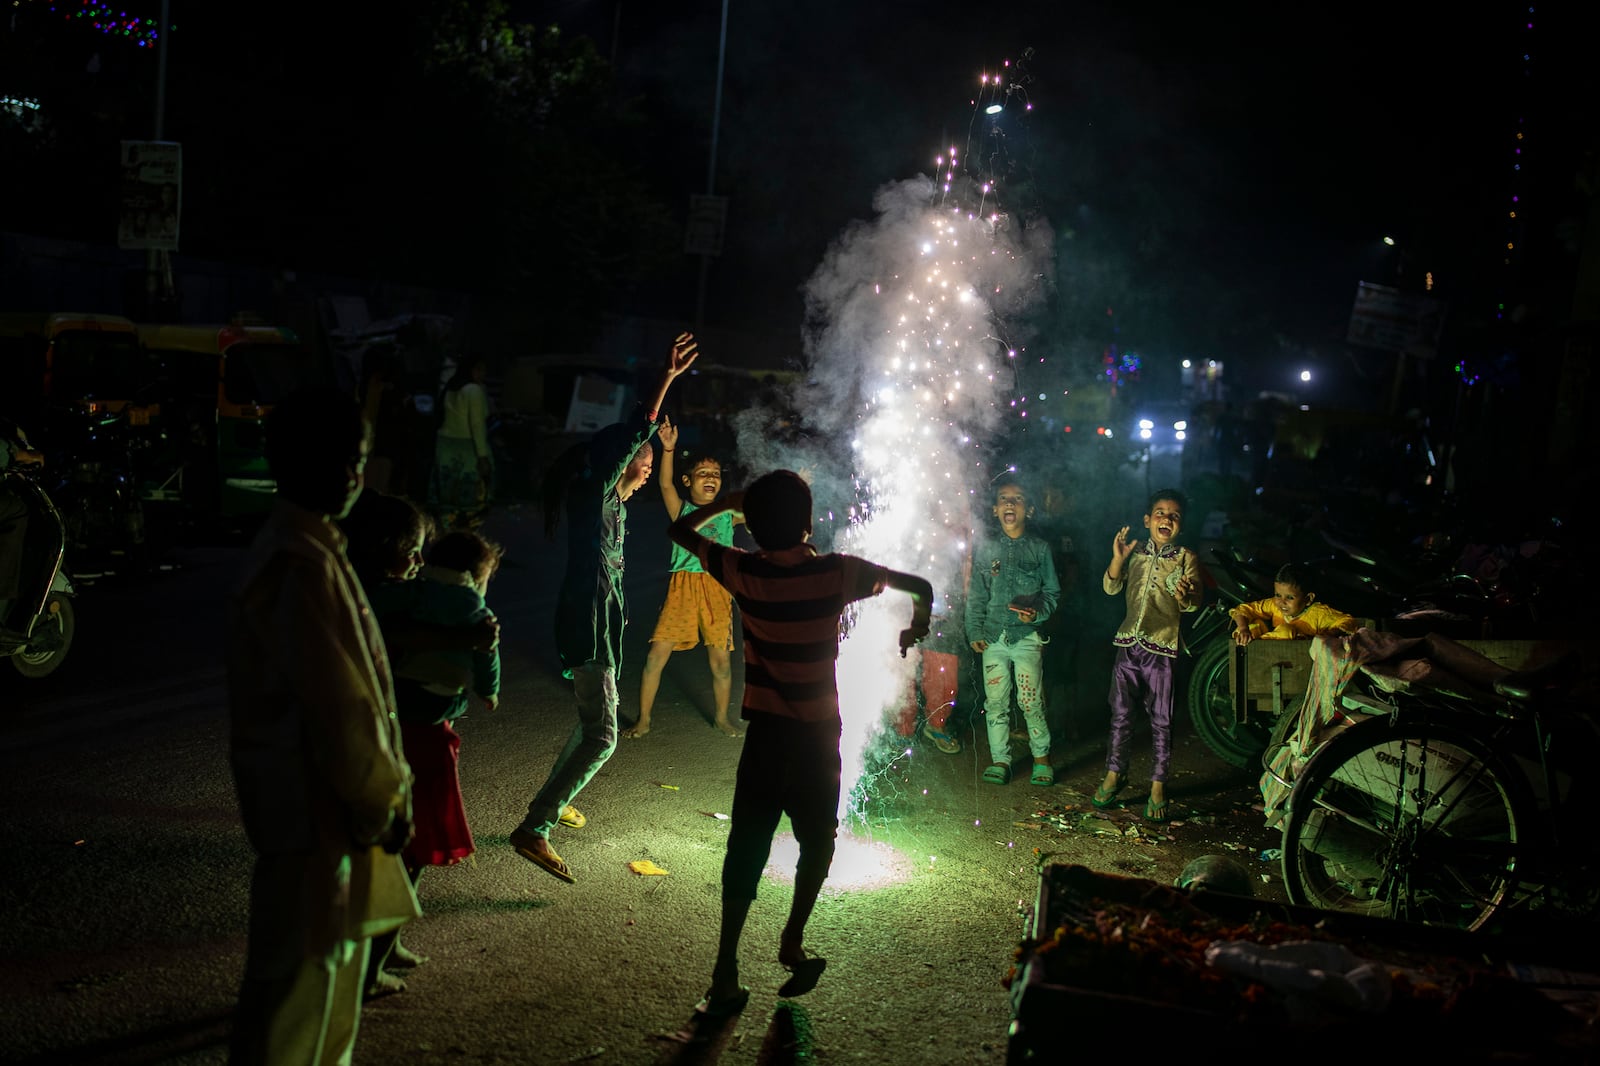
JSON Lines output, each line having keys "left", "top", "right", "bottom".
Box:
{"left": 0, "top": 499, "right": 1286, "bottom": 1065}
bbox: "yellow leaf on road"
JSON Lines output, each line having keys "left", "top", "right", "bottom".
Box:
{"left": 628, "top": 860, "right": 670, "bottom": 876}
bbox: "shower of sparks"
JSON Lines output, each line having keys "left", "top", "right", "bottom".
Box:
{"left": 731, "top": 51, "right": 1053, "bottom": 832}
{"left": 763, "top": 831, "right": 914, "bottom": 892}
{"left": 827, "top": 198, "right": 1049, "bottom": 822}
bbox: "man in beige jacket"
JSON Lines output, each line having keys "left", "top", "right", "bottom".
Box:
{"left": 227, "top": 387, "right": 419, "bottom": 1065}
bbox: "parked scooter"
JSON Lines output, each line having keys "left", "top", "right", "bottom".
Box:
{"left": 0, "top": 427, "right": 77, "bottom": 679}
{"left": 44, "top": 401, "right": 150, "bottom": 576}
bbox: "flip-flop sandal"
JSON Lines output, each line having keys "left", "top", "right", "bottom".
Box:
{"left": 921, "top": 723, "right": 962, "bottom": 754}
{"left": 777, "top": 956, "right": 827, "bottom": 998}
{"left": 1091, "top": 781, "right": 1124, "bottom": 809}
{"left": 1144, "top": 798, "right": 1170, "bottom": 823}
{"left": 559, "top": 805, "right": 586, "bottom": 829}
{"left": 981, "top": 763, "right": 1011, "bottom": 785}
{"left": 1030, "top": 762, "right": 1055, "bottom": 787}
{"left": 510, "top": 831, "right": 576, "bottom": 884}
{"left": 695, "top": 985, "right": 751, "bottom": 1019}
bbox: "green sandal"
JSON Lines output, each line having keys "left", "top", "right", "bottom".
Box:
{"left": 981, "top": 763, "right": 1011, "bottom": 785}
{"left": 1030, "top": 761, "right": 1055, "bottom": 787}
{"left": 1091, "top": 781, "right": 1123, "bottom": 809}
{"left": 922, "top": 723, "right": 962, "bottom": 755}
{"left": 1144, "top": 797, "right": 1170, "bottom": 823}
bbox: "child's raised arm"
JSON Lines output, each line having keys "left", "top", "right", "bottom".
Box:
{"left": 642, "top": 332, "right": 700, "bottom": 418}
{"left": 1173, "top": 548, "right": 1202, "bottom": 612}
{"left": 657, "top": 416, "right": 684, "bottom": 519}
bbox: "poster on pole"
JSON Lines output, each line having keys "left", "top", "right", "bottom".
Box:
{"left": 118, "top": 140, "right": 181, "bottom": 252}
{"left": 1346, "top": 281, "right": 1446, "bottom": 358}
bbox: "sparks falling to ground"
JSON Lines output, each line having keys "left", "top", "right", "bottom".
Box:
{"left": 735, "top": 53, "right": 1055, "bottom": 829}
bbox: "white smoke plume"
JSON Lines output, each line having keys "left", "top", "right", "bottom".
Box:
{"left": 735, "top": 172, "right": 1056, "bottom": 817}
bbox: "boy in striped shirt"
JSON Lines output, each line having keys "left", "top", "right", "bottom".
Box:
{"left": 670, "top": 469, "right": 933, "bottom": 1017}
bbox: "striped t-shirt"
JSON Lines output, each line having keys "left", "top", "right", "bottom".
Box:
{"left": 692, "top": 540, "right": 887, "bottom": 723}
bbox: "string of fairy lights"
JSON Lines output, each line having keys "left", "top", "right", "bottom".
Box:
{"left": 1456, "top": 4, "right": 1535, "bottom": 388}
{"left": 27, "top": 0, "right": 172, "bottom": 48}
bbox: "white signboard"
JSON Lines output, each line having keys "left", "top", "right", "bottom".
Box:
{"left": 564, "top": 374, "right": 626, "bottom": 433}
{"left": 1347, "top": 281, "right": 1446, "bottom": 358}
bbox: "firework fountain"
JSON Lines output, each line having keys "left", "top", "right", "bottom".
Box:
{"left": 734, "top": 53, "right": 1057, "bottom": 829}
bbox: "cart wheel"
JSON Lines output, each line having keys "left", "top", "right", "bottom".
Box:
{"left": 1186, "top": 637, "right": 1269, "bottom": 769}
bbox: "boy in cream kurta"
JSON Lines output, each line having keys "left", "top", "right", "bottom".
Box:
{"left": 1093, "top": 488, "right": 1201, "bottom": 823}
{"left": 228, "top": 388, "right": 419, "bottom": 1066}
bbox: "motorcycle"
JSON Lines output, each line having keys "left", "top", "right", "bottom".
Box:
{"left": 1, "top": 451, "right": 77, "bottom": 678}
{"left": 43, "top": 401, "right": 151, "bottom": 577}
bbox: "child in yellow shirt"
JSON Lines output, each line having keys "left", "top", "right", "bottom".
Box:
{"left": 1230, "top": 563, "right": 1360, "bottom": 645}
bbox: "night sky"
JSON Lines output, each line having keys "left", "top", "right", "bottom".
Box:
{"left": 5, "top": 1, "right": 1594, "bottom": 405}
{"left": 514, "top": 1, "right": 1590, "bottom": 394}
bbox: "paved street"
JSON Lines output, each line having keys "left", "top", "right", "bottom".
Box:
{"left": 0, "top": 499, "right": 1285, "bottom": 1065}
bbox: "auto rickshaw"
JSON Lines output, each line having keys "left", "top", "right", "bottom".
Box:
{"left": 137, "top": 321, "right": 332, "bottom": 520}
{"left": 0, "top": 311, "right": 158, "bottom": 418}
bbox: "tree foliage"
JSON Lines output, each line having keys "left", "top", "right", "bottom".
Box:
{"left": 2, "top": 0, "right": 681, "bottom": 341}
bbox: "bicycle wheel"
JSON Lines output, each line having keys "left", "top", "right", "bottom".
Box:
{"left": 1186, "top": 637, "right": 1270, "bottom": 769}
{"left": 1280, "top": 715, "right": 1534, "bottom": 930}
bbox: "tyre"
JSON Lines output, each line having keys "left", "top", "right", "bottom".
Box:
{"left": 1186, "top": 636, "right": 1270, "bottom": 769}
{"left": 11, "top": 593, "right": 75, "bottom": 679}
{"left": 1279, "top": 715, "right": 1533, "bottom": 930}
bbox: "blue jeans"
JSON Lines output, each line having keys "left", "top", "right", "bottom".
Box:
{"left": 519, "top": 661, "right": 618, "bottom": 838}
{"left": 981, "top": 631, "right": 1049, "bottom": 765}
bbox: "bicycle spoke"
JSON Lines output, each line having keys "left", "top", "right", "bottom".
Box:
{"left": 1283, "top": 719, "right": 1528, "bottom": 931}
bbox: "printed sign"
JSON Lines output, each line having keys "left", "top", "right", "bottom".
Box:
{"left": 1347, "top": 281, "right": 1446, "bottom": 358}
{"left": 118, "top": 140, "right": 182, "bottom": 252}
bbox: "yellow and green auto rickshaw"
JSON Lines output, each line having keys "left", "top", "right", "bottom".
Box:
{"left": 1, "top": 312, "right": 159, "bottom": 419}
{"left": 137, "top": 321, "right": 332, "bottom": 519}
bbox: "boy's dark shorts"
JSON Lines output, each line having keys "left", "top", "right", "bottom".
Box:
{"left": 723, "top": 713, "right": 841, "bottom": 899}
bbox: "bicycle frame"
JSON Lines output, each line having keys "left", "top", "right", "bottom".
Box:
{"left": 1281, "top": 662, "right": 1594, "bottom": 931}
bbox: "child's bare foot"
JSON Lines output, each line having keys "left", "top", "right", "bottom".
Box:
{"left": 778, "top": 933, "right": 807, "bottom": 971}
{"left": 700, "top": 965, "right": 749, "bottom": 1016}
{"left": 778, "top": 934, "right": 827, "bottom": 997}
{"left": 713, "top": 717, "right": 742, "bottom": 737}
{"left": 623, "top": 720, "right": 651, "bottom": 738}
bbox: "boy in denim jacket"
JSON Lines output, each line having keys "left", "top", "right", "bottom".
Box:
{"left": 964, "top": 474, "right": 1061, "bottom": 787}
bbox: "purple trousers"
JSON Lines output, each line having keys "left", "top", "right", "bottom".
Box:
{"left": 1105, "top": 643, "right": 1175, "bottom": 782}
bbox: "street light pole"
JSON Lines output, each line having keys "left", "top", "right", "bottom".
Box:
{"left": 146, "top": 0, "right": 173, "bottom": 319}
{"left": 693, "top": 0, "right": 729, "bottom": 332}
{"left": 153, "top": 0, "right": 169, "bottom": 141}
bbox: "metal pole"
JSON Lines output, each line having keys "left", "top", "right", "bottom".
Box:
{"left": 705, "top": 0, "right": 727, "bottom": 199}
{"left": 147, "top": 0, "right": 172, "bottom": 317}
{"left": 693, "top": 0, "right": 729, "bottom": 331}
{"left": 610, "top": 1, "right": 622, "bottom": 69}
{"left": 154, "top": 0, "right": 169, "bottom": 140}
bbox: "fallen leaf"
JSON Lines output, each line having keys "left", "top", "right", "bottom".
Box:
{"left": 628, "top": 859, "right": 670, "bottom": 876}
